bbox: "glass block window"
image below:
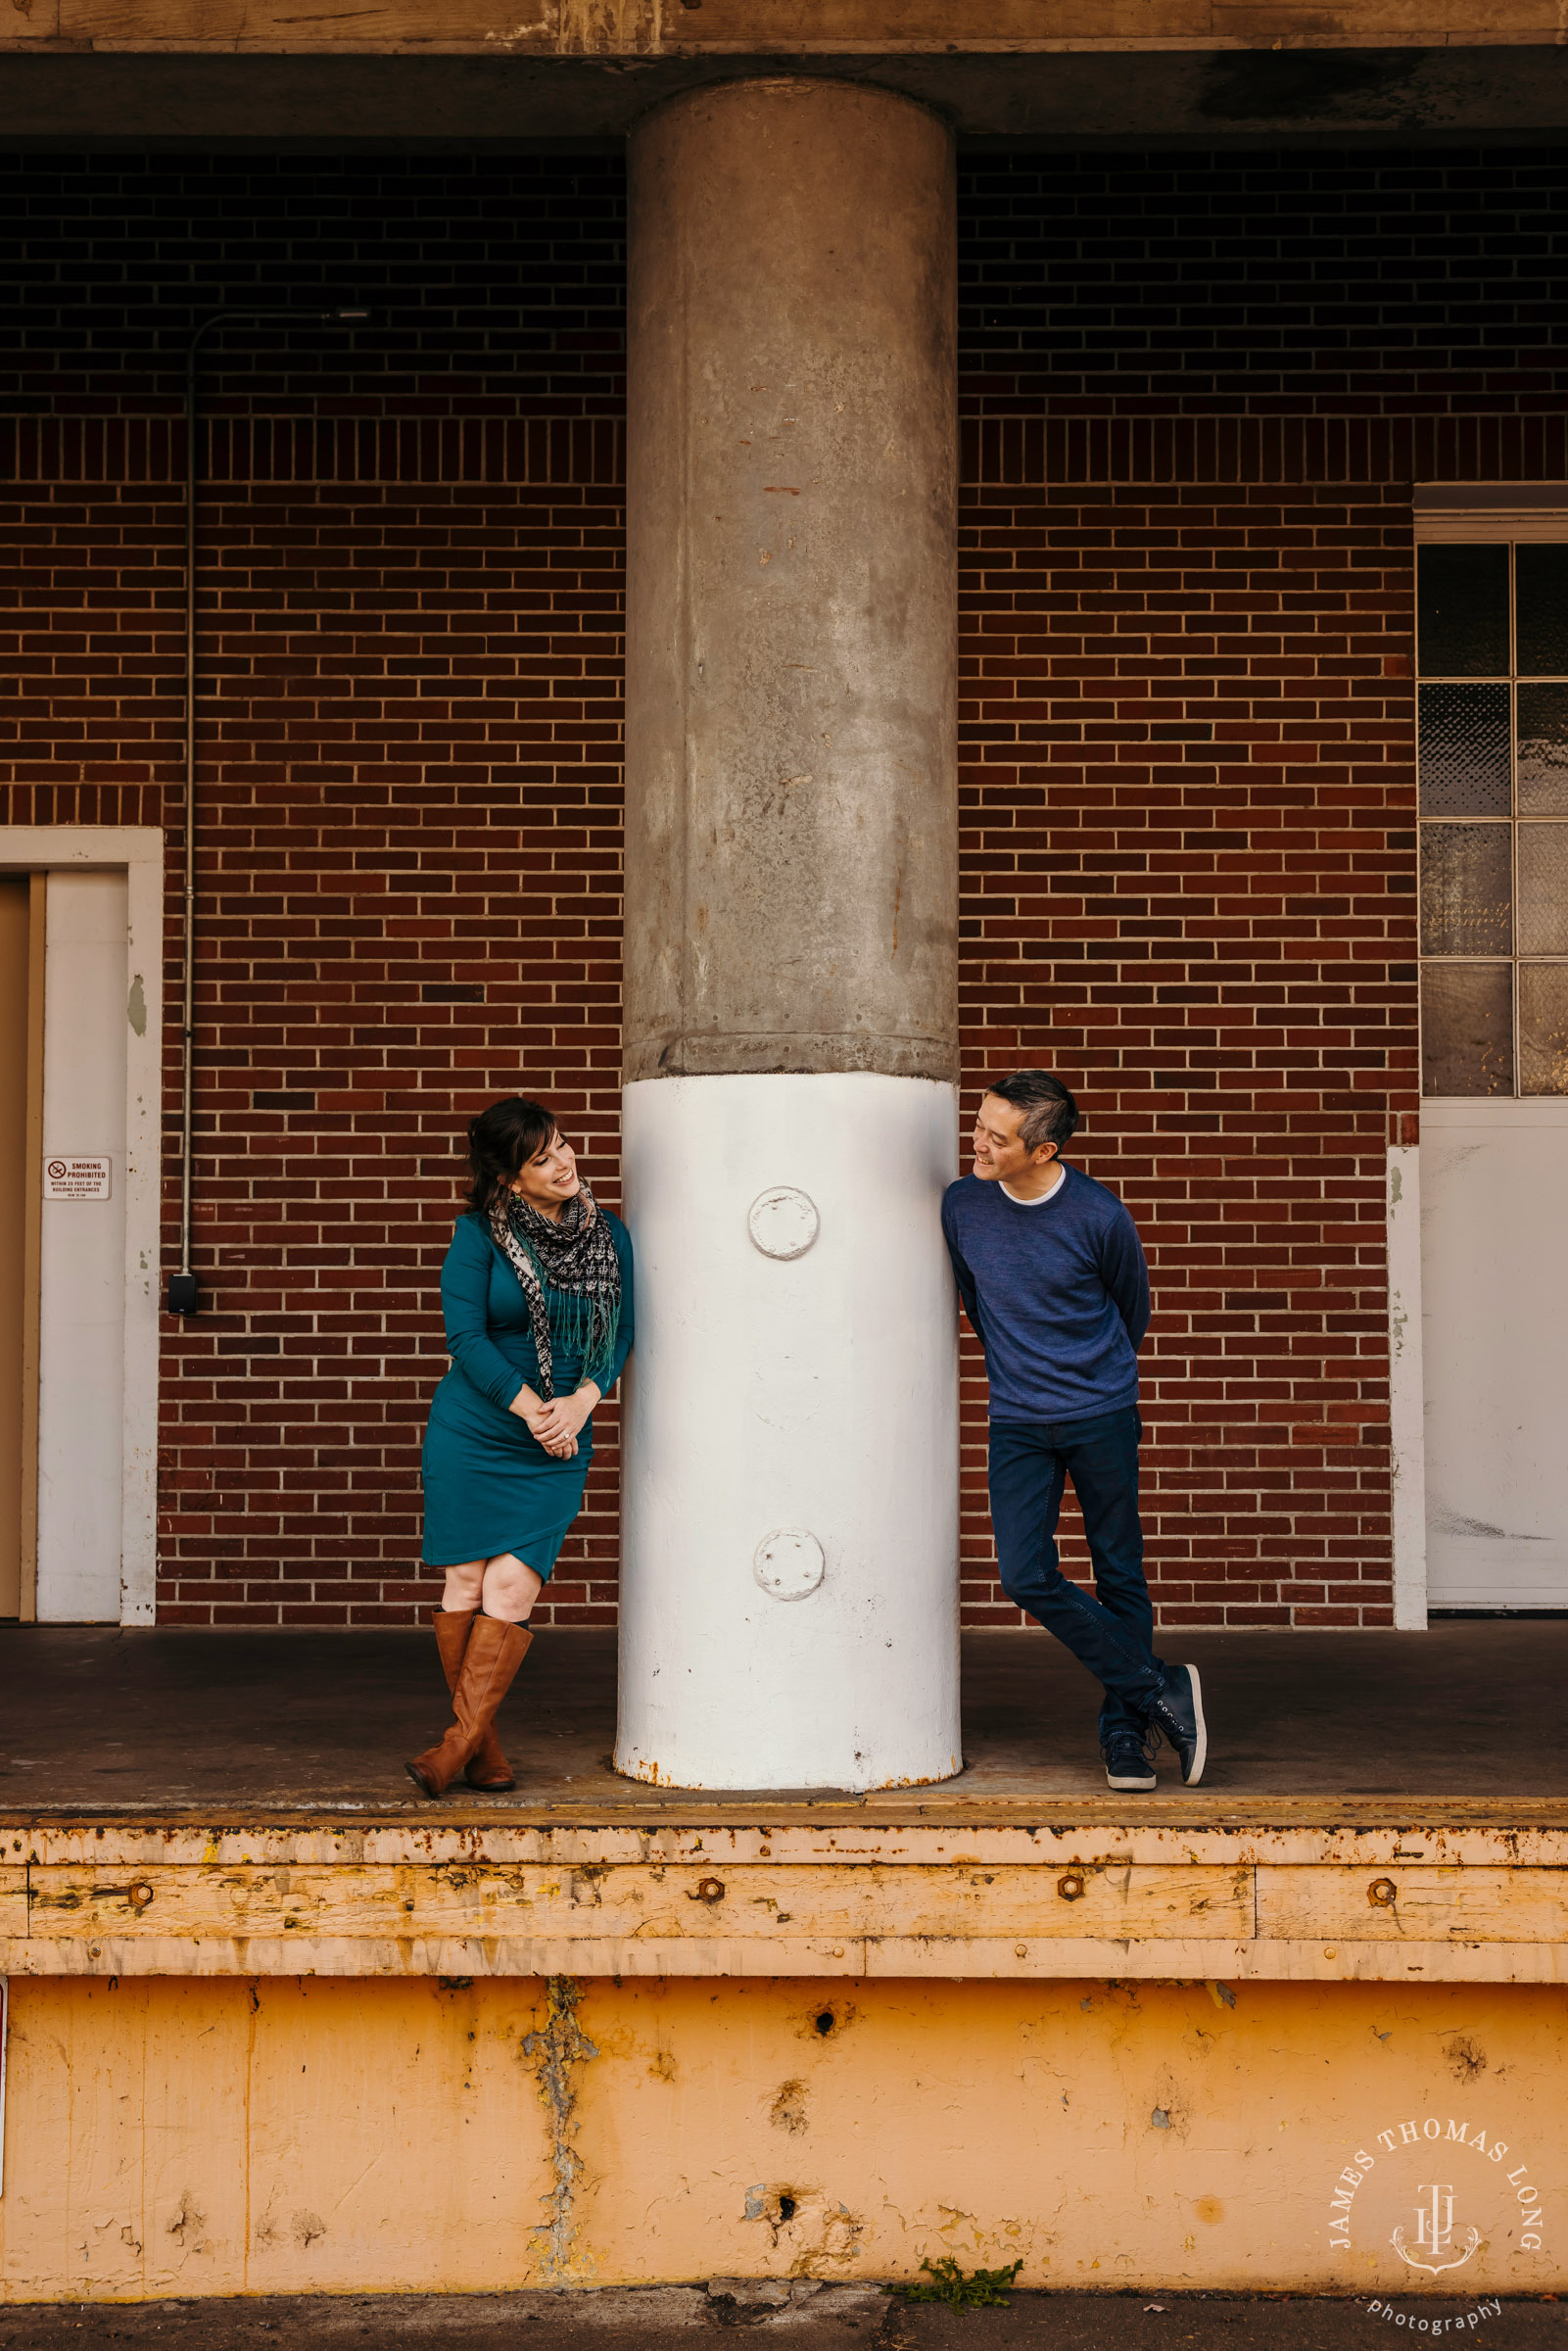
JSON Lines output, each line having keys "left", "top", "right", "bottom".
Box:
{"left": 1418, "top": 540, "right": 1568, "bottom": 1096}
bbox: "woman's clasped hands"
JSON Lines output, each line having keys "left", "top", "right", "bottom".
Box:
{"left": 511, "top": 1381, "right": 601, "bottom": 1462}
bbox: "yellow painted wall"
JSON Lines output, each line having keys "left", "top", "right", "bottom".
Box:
{"left": 1, "top": 1974, "right": 1560, "bottom": 2302}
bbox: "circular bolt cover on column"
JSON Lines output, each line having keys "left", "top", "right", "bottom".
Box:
{"left": 753, "top": 1528, "right": 826, "bottom": 1602}
{"left": 748, "top": 1186, "right": 820, "bottom": 1260}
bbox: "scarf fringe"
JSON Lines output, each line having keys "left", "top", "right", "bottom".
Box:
{"left": 489, "top": 1183, "right": 621, "bottom": 1403}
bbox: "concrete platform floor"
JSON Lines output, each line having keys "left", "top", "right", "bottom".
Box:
{"left": 0, "top": 2289, "right": 1560, "bottom": 2351}
{"left": 0, "top": 1622, "right": 1562, "bottom": 1824}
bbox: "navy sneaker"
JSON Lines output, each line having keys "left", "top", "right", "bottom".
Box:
{"left": 1102, "top": 1730, "right": 1158, "bottom": 1792}
{"left": 1147, "top": 1663, "right": 1208, "bottom": 1785}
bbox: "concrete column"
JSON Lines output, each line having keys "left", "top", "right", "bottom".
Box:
{"left": 617, "top": 78, "right": 959, "bottom": 1793}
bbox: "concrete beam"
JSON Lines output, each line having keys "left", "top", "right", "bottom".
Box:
{"left": 7, "top": 44, "right": 1568, "bottom": 145}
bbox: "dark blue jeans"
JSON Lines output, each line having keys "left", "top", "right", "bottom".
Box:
{"left": 987, "top": 1407, "right": 1164, "bottom": 1745}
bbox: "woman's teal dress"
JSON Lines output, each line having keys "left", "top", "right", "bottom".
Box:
{"left": 420, "top": 1210, "right": 635, "bottom": 1577}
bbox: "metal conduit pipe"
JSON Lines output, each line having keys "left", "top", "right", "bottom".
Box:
{"left": 166, "top": 306, "right": 370, "bottom": 1317}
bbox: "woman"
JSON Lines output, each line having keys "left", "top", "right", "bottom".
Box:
{"left": 406, "top": 1095, "right": 634, "bottom": 1798}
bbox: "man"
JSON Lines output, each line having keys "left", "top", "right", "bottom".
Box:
{"left": 941, "top": 1070, "right": 1208, "bottom": 1790}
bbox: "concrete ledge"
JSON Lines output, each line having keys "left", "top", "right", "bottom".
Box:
{"left": 6, "top": 1628, "right": 1568, "bottom": 1984}
{"left": 6, "top": 1820, "right": 1567, "bottom": 1981}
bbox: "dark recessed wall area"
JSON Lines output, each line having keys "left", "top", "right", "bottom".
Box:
{"left": 2, "top": 146, "right": 1562, "bottom": 1624}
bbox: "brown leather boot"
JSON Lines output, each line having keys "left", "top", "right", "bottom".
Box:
{"left": 431, "top": 1608, "right": 515, "bottom": 1792}
{"left": 406, "top": 1614, "right": 533, "bottom": 1799}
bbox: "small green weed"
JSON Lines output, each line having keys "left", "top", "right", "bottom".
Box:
{"left": 900, "top": 2257, "right": 1025, "bottom": 2309}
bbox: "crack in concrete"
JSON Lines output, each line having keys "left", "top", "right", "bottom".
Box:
{"left": 523, "top": 1975, "right": 600, "bottom": 2283}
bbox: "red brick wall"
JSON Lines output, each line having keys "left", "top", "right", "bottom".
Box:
{"left": 958, "top": 147, "right": 1565, "bottom": 427}
{"left": 957, "top": 471, "right": 1417, "bottom": 1628}
{"left": 0, "top": 151, "right": 632, "bottom": 1622}
{"left": 2, "top": 429, "right": 628, "bottom": 1624}
{"left": 951, "top": 146, "right": 1568, "bottom": 1625}
{"left": 4, "top": 145, "right": 1563, "bottom": 1625}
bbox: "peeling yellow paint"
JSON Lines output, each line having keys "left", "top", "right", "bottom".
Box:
{"left": 9, "top": 1823, "right": 1568, "bottom": 1983}
{"left": 3, "top": 1975, "right": 1565, "bottom": 2301}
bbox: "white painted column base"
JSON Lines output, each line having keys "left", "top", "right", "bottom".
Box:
{"left": 616, "top": 1073, "right": 961, "bottom": 1793}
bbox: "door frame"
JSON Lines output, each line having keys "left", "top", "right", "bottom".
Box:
{"left": 1387, "top": 1143, "right": 1428, "bottom": 1629}
{"left": 1398, "top": 486, "right": 1568, "bottom": 1624}
{"left": 0, "top": 829, "right": 164, "bottom": 1625}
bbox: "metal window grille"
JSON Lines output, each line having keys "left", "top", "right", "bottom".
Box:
{"left": 1417, "top": 538, "right": 1568, "bottom": 1096}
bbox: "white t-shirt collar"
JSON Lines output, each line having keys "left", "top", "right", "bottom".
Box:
{"left": 999, "top": 1164, "right": 1068, "bottom": 1208}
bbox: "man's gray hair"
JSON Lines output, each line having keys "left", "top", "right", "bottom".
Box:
{"left": 984, "top": 1069, "right": 1080, "bottom": 1155}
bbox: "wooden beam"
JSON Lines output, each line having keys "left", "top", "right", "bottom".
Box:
{"left": 9, "top": 1820, "right": 1568, "bottom": 1983}
{"left": 4, "top": 0, "right": 1565, "bottom": 54}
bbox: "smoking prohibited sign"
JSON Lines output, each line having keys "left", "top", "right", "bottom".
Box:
{"left": 43, "top": 1156, "right": 113, "bottom": 1201}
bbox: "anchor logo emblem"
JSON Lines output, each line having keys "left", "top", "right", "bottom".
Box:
{"left": 1391, "top": 2183, "right": 1480, "bottom": 2276}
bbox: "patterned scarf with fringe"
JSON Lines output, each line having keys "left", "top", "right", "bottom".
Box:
{"left": 489, "top": 1182, "right": 621, "bottom": 1403}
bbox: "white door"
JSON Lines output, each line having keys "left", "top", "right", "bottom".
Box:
{"left": 36, "top": 870, "right": 129, "bottom": 1621}
{"left": 1421, "top": 1097, "right": 1568, "bottom": 1607}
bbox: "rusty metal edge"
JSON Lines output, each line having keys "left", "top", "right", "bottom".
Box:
{"left": 6, "top": 1796, "right": 1568, "bottom": 1832}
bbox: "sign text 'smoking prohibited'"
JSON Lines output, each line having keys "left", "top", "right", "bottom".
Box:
{"left": 43, "top": 1155, "right": 112, "bottom": 1201}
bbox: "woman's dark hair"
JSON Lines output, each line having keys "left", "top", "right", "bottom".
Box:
{"left": 464, "top": 1096, "right": 557, "bottom": 1216}
{"left": 984, "top": 1069, "right": 1080, "bottom": 1155}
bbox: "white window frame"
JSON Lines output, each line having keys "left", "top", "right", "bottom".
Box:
{"left": 1414, "top": 495, "right": 1568, "bottom": 1100}
{"left": 1394, "top": 491, "right": 1568, "bottom": 1626}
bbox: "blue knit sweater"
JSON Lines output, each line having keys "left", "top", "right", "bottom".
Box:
{"left": 940, "top": 1164, "right": 1150, "bottom": 1424}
